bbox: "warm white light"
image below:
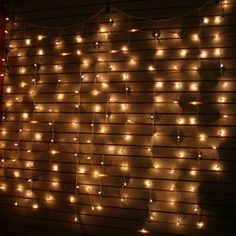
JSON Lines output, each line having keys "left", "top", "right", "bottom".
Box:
{"left": 144, "top": 179, "right": 152, "bottom": 188}
{"left": 96, "top": 205, "right": 103, "bottom": 211}
{"left": 197, "top": 221, "right": 204, "bottom": 228}
{"left": 20, "top": 81, "right": 27, "bottom": 88}
{"left": 212, "top": 163, "right": 221, "bottom": 171}
{"left": 26, "top": 161, "right": 34, "bottom": 168}
{"left": 214, "top": 34, "right": 220, "bottom": 41}
{"left": 35, "top": 133, "right": 42, "bottom": 141}
{"left": 121, "top": 45, "right": 128, "bottom": 52}
{"left": 219, "top": 129, "right": 225, "bottom": 137}
{"left": 38, "top": 35, "right": 44, "bottom": 40}
{"left": 20, "top": 67, "right": 26, "bottom": 74}
{"left": 76, "top": 50, "right": 82, "bottom": 55}
{"left": 148, "top": 65, "right": 155, "bottom": 71}
{"left": 139, "top": 228, "right": 149, "bottom": 234}
{"left": 190, "top": 117, "right": 196, "bottom": 124}
{"left": 218, "top": 96, "right": 226, "bottom": 103}
{"left": 32, "top": 203, "right": 39, "bottom": 209}
{"left": 203, "top": 17, "right": 209, "bottom": 24}
{"left": 92, "top": 89, "right": 100, "bottom": 96}
{"left": 76, "top": 35, "right": 82, "bottom": 43}
{"left": 179, "top": 49, "right": 187, "bottom": 57}
{"left": 94, "top": 105, "right": 101, "bottom": 112}
{"left": 0, "top": 183, "right": 6, "bottom": 191}
{"left": 190, "top": 82, "right": 198, "bottom": 91}
{"left": 190, "top": 169, "right": 197, "bottom": 176}
{"left": 25, "top": 39, "right": 31, "bottom": 45}
{"left": 14, "top": 171, "right": 20, "bottom": 178}
{"left": 69, "top": 195, "right": 76, "bottom": 203}
{"left": 214, "top": 16, "right": 221, "bottom": 24}
{"left": 52, "top": 164, "right": 59, "bottom": 171}
{"left": 192, "top": 34, "right": 199, "bottom": 41}
{"left": 156, "top": 49, "right": 164, "bottom": 56}
{"left": 17, "top": 185, "right": 24, "bottom": 192}
{"left": 57, "top": 93, "right": 64, "bottom": 100}
{"left": 214, "top": 48, "right": 221, "bottom": 56}
{"left": 199, "top": 134, "right": 206, "bottom": 142}
{"left": 156, "top": 81, "right": 163, "bottom": 88}
{"left": 46, "top": 194, "right": 54, "bottom": 202}
{"left": 200, "top": 50, "right": 208, "bottom": 58}
{"left": 38, "top": 49, "right": 44, "bottom": 55}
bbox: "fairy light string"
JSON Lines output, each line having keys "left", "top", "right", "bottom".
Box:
{"left": 120, "top": 15, "right": 131, "bottom": 205}
{"left": 73, "top": 24, "right": 86, "bottom": 223}
{"left": 0, "top": 0, "right": 233, "bottom": 233}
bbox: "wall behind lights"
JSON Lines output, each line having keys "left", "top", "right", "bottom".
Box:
{"left": 0, "top": 0, "right": 236, "bottom": 236}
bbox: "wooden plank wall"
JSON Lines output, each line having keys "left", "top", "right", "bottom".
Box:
{"left": 0, "top": 0, "right": 236, "bottom": 235}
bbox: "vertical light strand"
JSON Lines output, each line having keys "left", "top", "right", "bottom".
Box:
{"left": 46, "top": 31, "right": 63, "bottom": 205}
{"left": 146, "top": 23, "right": 160, "bottom": 228}
{"left": 215, "top": 0, "right": 225, "bottom": 176}
{"left": 191, "top": 9, "right": 202, "bottom": 220}
{"left": 120, "top": 16, "right": 131, "bottom": 205}
{"left": 89, "top": 15, "right": 100, "bottom": 210}
{"left": 13, "top": 25, "right": 26, "bottom": 207}
{"left": 195, "top": 9, "right": 203, "bottom": 228}
{"left": 98, "top": 13, "right": 112, "bottom": 208}
{"left": 28, "top": 28, "right": 40, "bottom": 210}
{"left": 73, "top": 24, "right": 85, "bottom": 223}
{"left": 0, "top": 15, "right": 10, "bottom": 192}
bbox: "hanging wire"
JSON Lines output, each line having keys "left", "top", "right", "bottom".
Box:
{"left": 9, "top": 1, "right": 213, "bottom": 30}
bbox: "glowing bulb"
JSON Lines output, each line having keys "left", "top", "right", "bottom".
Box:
{"left": 38, "top": 49, "right": 44, "bottom": 55}
{"left": 148, "top": 65, "right": 155, "bottom": 71}
{"left": 20, "top": 67, "right": 26, "bottom": 74}
{"left": 52, "top": 164, "right": 59, "bottom": 171}
{"left": 37, "top": 35, "right": 44, "bottom": 40}
{"left": 156, "top": 81, "right": 163, "bottom": 88}
{"left": 14, "top": 171, "right": 20, "bottom": 178}
{"left": 199, "top": 134, "right": 206, "bottom": 142}
{"left": 213, "top": 163, "right": 221, "bottom": 171}
{"left": 139, "top": 228, "right": 149, "bottom": 234}
{"left": 219, "top": 129, "right": 225, "bottom": 137}
{"left": 214, "top": 34, "right": 220, "bottom": 41}
{"left": 179, "top": 49, "right": 187, "bottom": 57}
{"left": 26, "top": 161, "right": 34, "bottom": 168}
{"left": 200, "top": 50, "right": 207, "bottom": 58}
{"left": 25, "top": 39, "right": 31, "bottom": 45}
{"left": 197, "top": 221, "right": 204, "bottom": 228}
{"left": 0, "top": 184, "right": 6, "bottom": 191}
{"left": 57, "top": 93, "right": 64, "bottom": 100}
{"left": 51, "top": 150, "right": 58, "bottom": 155}
{"left": 192, "top": 34, "right": 199, "bottom": 41}
{"left": 156, "top": 49, "right": 164, "bottom": 56}
{"left": 35, "top": 133, "right": 42, "bottom": 141}
{"left": 214, "top": 16, "right": 221, "bottom": 24}
{"left": 215, "top": 48, "right": 221, "bottom": 56}
{"left": 218, "top": 96, "right": 226, "bottom": 103}
{"left": 69, "top": 196, "right": 76, "bottom": 203}
{"left": 94, "top": 105, "right": 101, "bottom": 112}
{"left": 92, "top": 90, "right": 99, "bottom": 96}
{"left": 16, "top": 185, "right": 23, "bottom": 193}
{"left": 46, "top": 194, "right": 54, "bottom": 202}
{"left": 76, "top": 35, "right": 82, "bottom": 43}
{"left": 203, "top": 17, "right": 209, "bottom": 24}
{"left": 121, "top": 46, "right": 128, "bottom": 52}
{"left": 145, "top": 179, "right": 152, "bottom": 188}
{"left": 76, "top": 50, "right": 82, "bottom": 55}
{"left": 32, "top": 203, "right": 39, "bottom": 209}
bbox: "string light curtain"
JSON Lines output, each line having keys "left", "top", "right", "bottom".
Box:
{"left": 0, "top": 0, "right": 236, "bottom": 235}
